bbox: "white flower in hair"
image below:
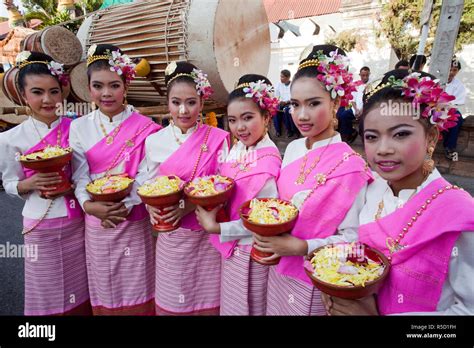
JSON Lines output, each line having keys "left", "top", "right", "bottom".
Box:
{"left": 88, "top": 44, "right": 97, "bottom": 57}
{"left": 16, "top": 51, "right": 31, "bottom": 64}
{"left": 165, "top": 61, "right": 177, "bottom": 76}
{"left": 47, "top": 60, "right": 65, "bottom": 76}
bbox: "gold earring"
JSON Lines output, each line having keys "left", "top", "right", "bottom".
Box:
{"left": 233, "top": 135, "right": 238, "bottom": 145}
{"left": 422, "top": 146, "right": 435, "bottom": 177}
{"left": 90, "top": 101, "right": 96, "bottom": 111}
{"left": 123, "top": 95, "right": 128, "bottom": 106}
{"left": 25, "top": 105, "right": 32, "bottom": 115}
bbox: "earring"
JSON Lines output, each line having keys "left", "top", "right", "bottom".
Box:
{"left": 422, "top": 146, "right": 435, "bottom": 177}
{"left": 25, "top": 105, "right": 32, "bottom": 115}
{"left": 90, "top": 101, "right": 96, "bottom": 111}
{"left": 123, "top": 95, "right": 128, "bottom": 106}
{"left": 233, "top": 135, "right": 238, "bottom": 145}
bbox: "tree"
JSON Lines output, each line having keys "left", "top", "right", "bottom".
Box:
{"left": 375, "top": 0, "right": 474, "bottom": 59}
{"left": 21, "top": 0, "right": 103, "bottom": 32}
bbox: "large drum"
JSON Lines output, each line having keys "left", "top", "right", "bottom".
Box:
{"left": 68, "top": 61, "right": 91, "bottom": 103}
{"left": 76, "top": 0, "right": 271, "bottom": 107}
{"left": 22, "top": 26, "right": 83, "bottom": 66}
{"left": 2, "top": 67, "right": 25, "bottom": 105}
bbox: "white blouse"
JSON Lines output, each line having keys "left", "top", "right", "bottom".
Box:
{"left": 69, "top": 106, "right": 143, "bottom": 210}
{"left": 218, "top": 134, "right": 279, "bottom": 246}
{"left": 139, "top": 123, "right": 229, "bottom": 183}
{"left": 360, "top": 169, "right": 474, "bottom": 315}
{"left": 282, "top": 133, "right": 367, "bottom": 254}
{"left": 0, "top": 117, "right": 68, "bottom": 219}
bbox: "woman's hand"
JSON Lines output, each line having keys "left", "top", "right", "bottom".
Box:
{"left": 195, "top": 205, "right": 222, "bottom": 234}
{"left": 157, "top": 199, "right": 196, "bottom": 227}
{"left": 42, "top": 184, "right": 76, "bottom": 200}
{"left": 18, "top": 172, "right": 63, "bottom": 194}
{"left": 253, "top": 233, "right": 308, "bottom": 257}
{"left": 321, "top": 293, "right": 379, "bottom": 316}
{"left": 146, "top": 205, "right": 161, "bottom": 226}
{"left": 84, "top": 201, "right": 129, "bottom": 223}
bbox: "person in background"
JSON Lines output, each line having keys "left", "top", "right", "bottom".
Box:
{"left": 409, "top": 54, "right": 427, "bottom": 71}
{"left": 337, "top": 66, "right": 370, "bottom": 143}
{"left": 443, "top": 57, "right": 467, "bottom": 161}
{"left": 273, "top": 69, "right": 298, "bottom": 138}
{"left": 395, "top": 60, "right": 409, "bottom": 70}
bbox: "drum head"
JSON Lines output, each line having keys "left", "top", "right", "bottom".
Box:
{"left": 187, "top": 0, "right": 271, "bottom": 104}
{"left": 41, "top": 26, "right": 83, "bottom": 66}
{"left": 69, "top": 62, "right": 91, "bottom": 103}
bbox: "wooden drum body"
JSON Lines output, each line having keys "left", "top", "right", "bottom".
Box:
{"left": 77, "top": 0, "right": 271, "bottom": 107}
{"left": 22, "top": 26, "right": 83, "bottom": 66}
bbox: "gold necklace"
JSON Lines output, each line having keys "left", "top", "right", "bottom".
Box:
{"left": 230, "top": 153, "right": 281, "bottom": 179}
{"left": 374, "top": 176, "right": 428, "bottom": 220}
{"left": 298, "top": 152, "right": 362, "bottom": 209}
{"left": 32, "top": 116, "right": 62, "bottom": 146}
{"left": 295, "top": 136, "right": 334, "bottom": 185}
{"left": 384, "top": 185, "right": 461, "bottom": 261}
{"left": 98, "top": 109, "right": 126, "bottom": 145}
{"left": 170, "top": 120, "right": 200, "bottom": 146}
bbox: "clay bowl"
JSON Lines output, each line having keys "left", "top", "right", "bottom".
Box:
{"left": 184, "top": 176, "right": 235, "bottom": 208}
{"left": 304, "top": 242, "right": 391, "bottom": 300}
{"left": 87, "top": 178, "right": 134, "bottom": 203}
{"left": 239, "top": 198, "right": 299, "bottom": 236}
{"left": 20, "top": 150, "right": 72, "bottom": 172}
{"left": 138, "top": 189, "right": 183, "bottom": 207}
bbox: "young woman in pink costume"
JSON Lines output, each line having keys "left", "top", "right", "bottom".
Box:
{"left": 196, "top": 74, "right": 282, "bottom": 315}
{"left": 253, "top": 45, "right": 373, "bottom": 315}
{"left": 0, "top": 51, "right": 90, "bottom": 315}
{"left": 323, "top": 69, "right": 474, "bottom": 315}
{"left": 70, "top": 44, "right": 160, "bottom": 315}
{"left": 142, "top": 61, "right": 230, "bottom": 315}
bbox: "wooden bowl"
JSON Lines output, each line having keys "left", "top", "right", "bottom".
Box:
{"left": 239, "top": 198, "right": 299, "bottom": 236}
{"left": 20, "top": 151, "right": 73, "bottom": 172}
{"left": 184, "top": 177, "right": 235, "bottom": 208}
{"left": 87, "top": 179, "right": 134, "bottom": 203}
{"left": 304, "top": 243, "right": 391, "bottom": 300}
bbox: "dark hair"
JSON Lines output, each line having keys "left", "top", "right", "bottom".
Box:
{"left": 293, "top": 44, "right": 346, "bottom": 83}
{"left": 228, "top": 74, "right": 273, "bottom": 116}
{"left": 395, "top": 59, "right": 409, "bottom": 69}
{"left": 359, "top": 69, "right": 435, "bottom": 138}
{"left": 87, "top": 44, "right": 126, "bottom": 84}
{"left": 280, "top": 69, "right": 291, "bottom": 78}
{"left": 17, "top": 51, "right": 61, "bottom": 92}
{"left": 165, "top": 61, "right": 199, "bottom": 97}
{"left": 360, "top": 66, "right": 370, "bottom": 73}
{"left": 409, "top": 55, "right": 427, "bottom": 70}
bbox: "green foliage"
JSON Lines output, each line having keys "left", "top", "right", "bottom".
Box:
{"left": 376, "top": 0, "right": 474, "bottom": 59}
{"left": 327, "top": 30, "right": 363, "bottom": 52}
{"left": 21, "top": 0, "right": 103, "bottom": 33}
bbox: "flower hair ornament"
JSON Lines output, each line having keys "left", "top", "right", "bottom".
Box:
{"left": 16, "top": 51, "right": 69, "bottom": 86}
{"left": 165, "top": 62, "right": 214, "bottom": 100}
{"left": 235, "top": 80, "right": 280, "bottom": 116}
{"left": 87, "top": 44, "right": 136, "bottom": 84}
{"left": 298, "top": 49, "right": 361, "bottom": 108}
{"left": 367, "top": 72, "right": 459, "bottom": 132}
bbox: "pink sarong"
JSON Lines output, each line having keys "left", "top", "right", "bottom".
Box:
{"left": 22, "top": 118, "right": 89, "bottom": 315}
{"left": 154, "top": 125, "right": 229, "bottom": 315}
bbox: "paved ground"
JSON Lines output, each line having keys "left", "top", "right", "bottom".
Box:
{"left": 1, "top": 136, "right": 473, "bottom": 315}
